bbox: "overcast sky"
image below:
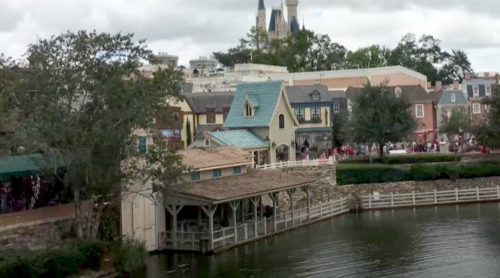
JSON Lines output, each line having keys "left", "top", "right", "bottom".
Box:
{"left": 1, "top": 0, "right": 500, "bottom": 71}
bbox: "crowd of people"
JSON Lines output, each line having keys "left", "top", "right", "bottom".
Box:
{"left": 0, "top": 175, "right": 68, "bottom": 215}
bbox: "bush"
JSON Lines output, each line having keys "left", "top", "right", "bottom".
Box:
{"left": 112, "top": 240, "right": 147, "bottom": 274}
{"left": 0, "top": 241, "right": 106, "bottom": 278}
{"left": 337, "top": 161, "right": 500, "bottom": 185}
{"left": 339, "top": 154, "right": 458, "bottom": 165}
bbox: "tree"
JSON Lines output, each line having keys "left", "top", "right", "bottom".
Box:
{"left": 475, "top": 85, "right": 500, "bottom": 148}
{"left": 186, "top": 119, "right": 192, "bottom": 146}
{"left": 9, "top": 31, "right": 185, "bottom": 239}
{"left": 438, "top": 50, "right": 473, "bottom": 84}
{"left": 439, "top": 108, "right": 471, "bottom": 141}
{"left": 346, "top": 45, "right": 390, "bottom": 69}
{"left": 332, "top": 111, "right": 348, "bottom": 148}
{"left": 350, "top": 83, "right": 416, "bottom": 157}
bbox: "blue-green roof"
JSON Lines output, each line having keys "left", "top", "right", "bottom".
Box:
{"left": 0, "top": 154, "right": 64, "bottom": 182}
{"left": 224, "top": 81, "right": 283, "bottom": 128}
{"left": 439, "top": 90, "right": 468, "bottom": 106}
{"left": 209, "top": 130, "right": 269, "bottom": 150}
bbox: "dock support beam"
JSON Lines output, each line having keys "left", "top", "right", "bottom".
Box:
{"left": 201, "top": 205, "right": 218, "bottom": 251}
{"left": 229, "top": 201, "right": 239, "bottom": 243}
{"left": 270, "top": 193, "right": 279, "bottom": 232}
{"left": 302, "top": 186, "right": 312, "bottom": 222}
{"left": 250, "top": 197, "right": 261, "bottom": 237}
{"left": 287, "top": 189, "right": 297, "bottom": 226}
{"left": 165, "top": 205, "right": 184, "bottom": 249}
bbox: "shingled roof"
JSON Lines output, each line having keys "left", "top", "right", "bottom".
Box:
{"left": 224, "top": 81, "right": 283, "bottom": 128}
{"left": 209, "top": 130, "right": 269, "bottom": 150}
{"left": 438, "top": 90, "right": 468, "bottom": 106}
{"left": 286, "top": 84, "right": 333, "bottom": 104}
{"left": 184, "top": 92, "right": 234, "bottom": 114}
{"left": 179, "top": 146, "right": 249, "bottom": 171}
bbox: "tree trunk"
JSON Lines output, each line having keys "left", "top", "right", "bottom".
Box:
{"left": 73, "top": 188, "right": 83, "bottom": 239}
{"left": 379, "top": 144, "right": 385, "bottom": 158}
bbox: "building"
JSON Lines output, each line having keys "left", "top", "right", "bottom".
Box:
{"left": 462, "top": 78, "right": 496, "bottom": 125}
{"left": 256, "top": 0, "right": 300, "bottom": 41}
{"left": 286, "top": 84, "right": 347, "bottom": 158}
{"left": 185, "top": 65, "right": 428, "bottom": 93}
{"left": 138, "top": 52, "right": 179, "bottom": 78}
{"left": 436, "top": 90, "right": 469, "bottom": 141}
{"left": 220, "top": 80, "right": 299, "bottom": 164}
{"left": 189, "top": 56, "right": 220, "bottom": 77}
{"left": 346, "top": 85, "right": 437, "bottom": 143}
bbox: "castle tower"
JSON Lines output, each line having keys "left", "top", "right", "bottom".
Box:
{"left": 285, "top": 0, "right": 298, "bottom": 25}
{"left": 256, "top": 0, "right": 267, "bottom": 33}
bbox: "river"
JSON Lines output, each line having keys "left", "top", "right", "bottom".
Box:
{"left": 140, "top": 203, "right": 500, "bottom": 277}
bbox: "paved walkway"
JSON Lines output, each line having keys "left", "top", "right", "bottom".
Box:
{"left": 0, "top": 202, "right": 90, "bottom": 231}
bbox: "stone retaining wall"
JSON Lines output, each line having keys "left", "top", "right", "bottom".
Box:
{"left": 0, "top": 218, "right": 75, "bottom": 251}
{"left": 278, "top": 166, "right": 500, "bottom": 208}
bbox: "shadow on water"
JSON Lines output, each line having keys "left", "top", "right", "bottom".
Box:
{"left": 139, "top": 203, "right": 500, "bottom": 278}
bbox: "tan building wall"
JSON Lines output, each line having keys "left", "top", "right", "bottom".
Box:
{"left": 292, "top": 73, "right": 426, "bottom": 90}
{"left": 293, "top": 77, "right": 367, "bottom": 89}
{"left": 268, "top": 90, "right": 297, "bottom": 163}
{"left": 371, "top": 73, "right": 427, "bottom": 88}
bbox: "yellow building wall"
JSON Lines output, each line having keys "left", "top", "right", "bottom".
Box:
{"left": 269, "top": 89, "right": 297, "bottom": 163}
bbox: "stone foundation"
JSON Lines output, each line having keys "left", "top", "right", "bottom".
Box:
{"left": 0, "top": 218, "right": 75, "bottom": 251}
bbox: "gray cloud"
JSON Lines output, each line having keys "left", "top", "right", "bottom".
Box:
{"left": 0, "top": 0, "right": 499, "bottom": 71}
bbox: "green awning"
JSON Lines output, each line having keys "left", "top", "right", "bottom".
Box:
{"left": 0, "top": 154, "right": 64, "bottom": 182}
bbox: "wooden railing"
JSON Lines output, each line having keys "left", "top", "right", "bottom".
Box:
{"left": 159, "top": 197, "right": 351, "bottom": 252}
{"left": 362, "top": 186, "right": 500, "bottom": 209}
{"left": 256, "top": 157, "right": 336, "bottom": 171}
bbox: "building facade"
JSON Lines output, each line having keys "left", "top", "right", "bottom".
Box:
{"left": 462, "top": 78, "right": 495, "bottom": 126}
{"left": 436, "top": 90, "right": 469, "bottom": 141}
{"left": 256, "top": 0, "right": 300, "bottom": 41}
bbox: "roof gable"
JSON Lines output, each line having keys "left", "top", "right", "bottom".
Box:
{"left": 184, "top": 92, "right": 234, "bottom": 114}
{"left": 224, "top": 81, "right": 283, "bottom": 128}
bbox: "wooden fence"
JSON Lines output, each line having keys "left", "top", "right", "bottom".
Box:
{"left": 256, "top": 157, "right": 336, "bottom": 171}
{"left": 362, "top": 186, "right": 500, "bottom": 209}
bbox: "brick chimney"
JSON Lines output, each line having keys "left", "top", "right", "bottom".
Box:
{"left": 435, "top": 81, "right": 443, "bottom": 92}
{"left": 452, "top": 80, "right": 460, "bottom": 90}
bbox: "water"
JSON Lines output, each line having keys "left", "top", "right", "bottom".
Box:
{"left": 141, "top": 203, "right": 500, "bottom": 278}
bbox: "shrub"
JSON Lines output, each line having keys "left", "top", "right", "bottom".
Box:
{"left": 339, "top": 154, "right": 458, "bottom": 165}
{"left": 112, "top": 240, "right": 147, "bottom": 274}
{"left": 73, "top": 240, "right": 107, "bottom": 270}
{"left": 40, "top": 248, "right": 83, "bottom": 278}
{"left": 337, "top": 164, "right": 411, "bottom": 185}
{"left": 0, "top": 256, "right": 42, "bottom": 278}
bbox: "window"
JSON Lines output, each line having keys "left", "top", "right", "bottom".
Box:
{"left": 279, "top": 114, "right": 285, "bottom": 129}
{"left": 415, "top": 104, "right": 424, "bottom": 118}
{"left": 138, "top": 137, "right": 147, "bottom": 155}
{"left": 395, "top": 87, "right": 402, "bottom": 98}
{"left": 190, "top": 172, "right": 200, "bottom": 181}
{"left": 205, "top": 139, "right": 210, "bottom": 147}
{"left": 311, "top": 92, "right": 320, "bottom": 101}
{"left": 485, "top": 104, "right": 491, "bottom": 113}
{"left": 212, "top": 169, "right": 222, "bottom": 178}
{"left": 206, "top": 109, "right": 216, "bottom": 124}
{"left": 172, "top": 111, "right": 180, "bottom": 121}
{"left": 486, "top": 86, "right": 492, "bottom": 96}
{"left": 473, "top": 87, "right": 479, "bottom": 97}
{"left": 311, "top": 107, "right": 321, "bottom": 119}
{"left": 244, "top": 101, "right": 254, "bottom": 117}
{"left": 223, "top": 107, "right": 230, "bottom": 121}
{"left": 451, "top": 93, "right": 456, "bottom": 103}
{"left": 232, "top": 167, "right": 241, "bottom": 175}
{"left": 473, "top": 103, "right": 481, "bottom": 114}
{"left": 295, "top": 108, "right": 304, "bottom": 120}
{"left": 332, "top": 103, "right": 340, "bottom": 113}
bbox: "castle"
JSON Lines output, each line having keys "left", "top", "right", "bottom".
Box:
{"left": 256, "top": 0, "right": 300, "bottom": 41}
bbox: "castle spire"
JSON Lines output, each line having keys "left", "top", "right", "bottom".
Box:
{"left": 258, "top": 0, "right": 265, "bottom": 10}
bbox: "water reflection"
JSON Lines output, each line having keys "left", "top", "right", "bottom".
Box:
{"left": 141, "top": 203, "right": 500, "bottom": 278}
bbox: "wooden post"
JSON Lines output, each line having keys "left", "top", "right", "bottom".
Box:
{"left": 287, "top": 189, "right": 296, "bottom": 226}
{"left": 320, "top": 202, "right": 323, "bottom": 217}
{"left": 166, "top": 205, "right": 184, "bottom": 249}
{"left": 434, "top": 190, "right": 437, "bottom": 204}
{"left": 201, "top": 205, "right": 218, "bottom": 251}
{"left": 476, "top": 187, "right": 480, "bottom": 201}
{"left": 229, "top": 201, "right": 239, "bottom": 243}
{"left": 455, "top": 188, "right": 459, "bottom": 202}
{"left": 497, "top": 186, "right": 500, "bottom": 200}
{"left": 412, "top": 191, "right": 416, "bottom": 206}
{"left": 250, "top": 197, "right": 260, "bottom": 237}
{"left": 244, "top": 223, "right": 248, "bottom": 240}
{"left": 302, "top": 186, "right": 312, "bottom": 222}
{"left": 368, "top": 194, "right": 372, "bottom": 209}
{"left": 270, "top": 193, "right": 278, "bottom": 232}
{"left": 330, "top": 199, "right": 334, "bottom": 214}
{"left": 390, "top": 193, "right": 394, "bottom": 207}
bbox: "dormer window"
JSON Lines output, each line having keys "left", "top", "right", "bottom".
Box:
{"left": 451, "top": 93, "right": 456, "bottom": 103}
{"left": 395, "top": 87, "right": 402, "bottom": 98}
{"left": 244, "top": 101, "right": 254, "bottom": 117}
{"left": 473, "top": 87, "right": 479, "bottom": 97}
{"left": 310, "top": 91, "right": 320, "bottom": 101}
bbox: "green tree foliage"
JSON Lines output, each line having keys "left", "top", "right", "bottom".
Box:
{"left": 350, "top": 83, "right": 416, "bottom": 156}
{"left": 439, "top": 108, "right": 471, "bottom": 141}
{"left": 475, "top": 85, "right": 500, "bottom": 148}
{"left": 6, "top": 31, "right": 185, "bottom": 239}
{"left": 346, "top": 45, "right": 390, "bottom": 69}
{"left": 332, "top": 111, "right": 348, "bottom": 148}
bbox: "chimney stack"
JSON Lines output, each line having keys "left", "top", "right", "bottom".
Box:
{"left": 435, "top": 81, "right": 443, "bottom": 92}
{"left": 452, "top": 80, "right": 460, "bottom": 90}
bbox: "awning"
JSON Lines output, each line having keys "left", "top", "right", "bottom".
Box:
{"left": 0, "top": 154, "right": 64, "bottom": 182}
